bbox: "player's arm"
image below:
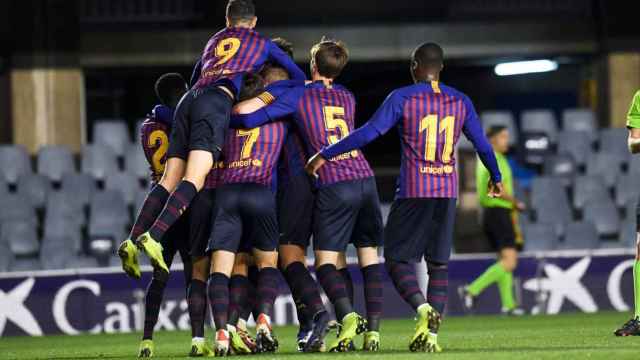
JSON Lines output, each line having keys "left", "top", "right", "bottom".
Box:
{"left": 462, "top": 98, "right": 503, "bottom": 197}
{"left": 267, "top": 41, "right": 306, "bottom": 81}
{"left": 229, "top": 88, "right": 300, "bottom": 128}
{"left": 307, "top": 92, "right": 402, "bottom": 175}
{"left": 627, "top": 91, "right": 640, "bottom": 154}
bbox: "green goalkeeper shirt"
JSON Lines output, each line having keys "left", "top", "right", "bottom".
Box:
{"left": 476, "top": 151, "right": 513, "bottom": 209}
{"left": 627, "top": 90, "right": 640, "bottom": 129}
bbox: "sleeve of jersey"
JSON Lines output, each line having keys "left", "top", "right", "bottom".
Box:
{"left": 627, "top": 90, "right": 640, "bottom": 129}
{"left": 320, "top": 91, "right": 401, "bottom": 159}
{"left": 229, "top": 89, "right": 300, "bottom": 128}
{"left": 267, "top": 42, "right": 306, "bottom": 81}
{"left": 462, "top": 99, "right": 502, "bottom": 183}
{"left": 190, "top": 58, "right": 202, "bottom": 87}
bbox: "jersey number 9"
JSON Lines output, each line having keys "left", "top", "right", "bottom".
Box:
{"left": 215, "top": 38, "right": 241, "bottom": 66}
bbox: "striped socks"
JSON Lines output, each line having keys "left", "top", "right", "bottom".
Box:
{"left": 426, "top": 262, "right": 448, "bottom": 316}
{"left": 187, "top": 279, "right": 207, "bottom": 338}
{"left": 208, "top": 273, "right": 230, "bottom": 330}
{"left": 256, "top": 267, "right": 281, "bottom": 319}
{"left": 317, "top": 264, "right": 353, "bottom": 320}
{"left": 130, "top": 185, "right": 169, "bottom": 240}
{"left": 361, "top": 264, "right": 384, "bottom": 331}
{"left": 149, "top": 180, "right": 197, "bottom": 241}
{"left": 385, "top": 260, "right": 426, "bottom": 311}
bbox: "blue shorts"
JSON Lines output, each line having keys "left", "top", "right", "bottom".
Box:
{"left": 187, "top": 189, "right": 216, "bottom": 257}
{"left": 168, "top": 86, "right": 233, "bottom": 160}
{"left": 277, "top": 173, "right": 314, "bottom": 248}
{"left": 207, "top": 183, "right": 278, "bottom": 253}
{"left": 384, "top": 198, "right": 456, "bottom": 264}
{"left": 313, "top": 177, "right": 383, "bottom": 252}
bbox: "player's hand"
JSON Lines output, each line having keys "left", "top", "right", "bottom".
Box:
{"left": 488, "top": 181, "right": 503, "bottom": 198}
{"left": 305, "top": 153, "right": 327, "bottom": 179}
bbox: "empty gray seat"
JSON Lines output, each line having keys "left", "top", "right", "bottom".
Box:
{"left": 543, "top": 154, "right": 576, "bottom": 186}
{"left": 618, "top": 218, "right": 636, "bottom": 247}
{"left": 0, "top": 145, "right": 32, "bottom": 184}
{"left": 630, "top": 156, "right": 640, "bottom": 175}
{"left": 535, "top": 201, "right": 572, "bottom": 238}
{"left": 599, "top": 128, "right": 630, "bottom": 160}
{"left": 573, "top": 176, "right": 611, "bottom": 210}
{"left": 93, "top": 120, "right": 131, "bottom": 157}
{"left": 17, "top": 174, "right": 51, "bottom": 208}
{"left": 531, "top": 176, "right": 566, "bottom": 209}
{"left": 521, "top": 109, "right": 558, "bottom": 143}
{"left": 560, "top": 221, "right": 599, "bottom": 250}
{"left": 81, "top": 144, "right": 119, "bottom": 180}
{"left": 523, "top": 223, "right": 558, "bottom": 251}
{"left": 40, "top": 240, "right": 73, "bottom": 270}
{"left": 10, "top": 258, "right": 41, "bottom": 272}
{"left": 37, "top": 145, "right": 75, "bottom": 182}
{"left": 557, "top": 131, "right": 595, "bottom": 167}
{"left": 481, "top": 111, "right": 518, "bottom": 145}
{"left": 61, "top": 173, "right": 96, "bottom": 207}
{"left": 45, "top": 191, "right": 86, "bottom": 228}
{"left": 105, "top": 172, "right": 138, "bottom": 205}
{"left": 586, "top": 153, "right": 623, "bottom": 188}
{"left": 562, "top": 108, "right": 597, "bottom": 134}
{"left": 0, "top": 193, "right": 37, "bottom": 224}
{"left": 0, "top": 176, "right": 7, "bottom": 197}
{"left": 584, "top": 199, "right": 621, "bottom": 237}
{"left": 44, "top": 216, "right": 83, "bottom": 253}
{"left": 133, "top": 190, "right": 148, "bottom": 218}
{"left": 0, "top": 241, "right": 13, "bottom": 272}
{"left": 615, "top": 175, "right": 640, "bottom": 208}
{"left": 89, "top": 190, "right": 129, "bottom": 241}
{"left": 125, "top": 143, "right": 149, "bottom": 179}
{"left": 1, "top": 221, "right": 40, "bottom": 256}
{"left": 68, "top": 256, "right": 99, "bottom": 269}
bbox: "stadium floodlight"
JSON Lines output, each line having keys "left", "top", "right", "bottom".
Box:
{"left": 494, "top": 60, "right": 558, "bottom": 76}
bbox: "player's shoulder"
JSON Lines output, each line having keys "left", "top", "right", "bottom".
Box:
{"left": 266, "top": 79, "right": 305, "bottom": 92}
{"left": 331, "top": 83, "right": 356, "bottom": 99}
{"left": 439, "top": 83, "right": 472, "bottom": 103}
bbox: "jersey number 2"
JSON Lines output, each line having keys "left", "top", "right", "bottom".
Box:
{"left": 419, "top": 115, "right": 455, "bottom": 163}
{"left": 149, "top": 130, "right": 169, "bottom": 174}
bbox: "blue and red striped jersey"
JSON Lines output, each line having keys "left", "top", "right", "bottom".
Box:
{"left": 140, "top": 104, "right": 222, "bottom": 189}
{"left": 193, "top": 27, "right": 305, "bottom": 97}
{"left": 230, "top": 81, "right": 374, "bottom": 186}
{"left": 221, "top": 121, "right": 288, "bottom": 189}
{"left": 320, "top": 81, "right": 501, "bottom": 199}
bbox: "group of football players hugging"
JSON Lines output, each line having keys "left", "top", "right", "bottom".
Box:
{"left": 116, "top": 0, "right": 504, "bottom": 357}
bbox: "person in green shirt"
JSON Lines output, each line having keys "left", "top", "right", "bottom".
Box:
{"left": 459, "top": 125, "right": 525, "bottom": 315}
{"left": 615, "top": 90, "right": 640, "bottom": 336}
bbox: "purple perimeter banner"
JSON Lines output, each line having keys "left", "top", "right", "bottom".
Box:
{"left": 0, "top": 249, "right": 635, "bottom": 337}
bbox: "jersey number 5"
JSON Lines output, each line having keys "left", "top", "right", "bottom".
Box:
{"left": 215, "top": 38, "right": 241, "bottom": 66}
{"left": 323, "top": 106, "right": 358, "bottom": 158}
{"left": 419, "top": 114, "right": 455, "bottom": 163}
{"left": 237, "top": 128, "right": 260, "bottom": 159}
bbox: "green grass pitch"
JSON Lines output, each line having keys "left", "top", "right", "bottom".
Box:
{"left": 2, "top": 312, "right": 638, "bottom": 359}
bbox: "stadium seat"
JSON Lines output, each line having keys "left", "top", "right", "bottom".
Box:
{"left": 0, "top": 145, "right": 32, "bottom": 184}
{"left": 0, "top": 193, "right": 37, "bottom": 224}
{"left": 523, "top": 223, "right": 558, "bottom": 251}
{"left": 93, "top": 119, "right": 131, "bottom": 157}
{"left": 45, "top": 191, "right": 87, "bottom": 228}
{"left": 40, "top": 240, "right": 73, "bottom": 270}
{"left": 10, "top": 258, "right": 42, "bottom": 272}
{"left": 618, "top": 218, "right": 636, "bottom": 248}
{"left": 557, "top": 131, "right": 595, "bottom": 167}
{"left": 0, "top": 176, "right": 7, "bottom": 196}
{"left": 481, "top": 111, "right": 518, "bottom": 145}
{"left": 583, "top": 199, "right": 621, "bottom": 237}
{"left": 60, "top": 173, "right": 96, "bottom": 208}
{"left": 599, "top": 128, "right": 630, "bottom": 160}
{"left": 37, "top": 145, "right": 75, "bottom": 182}
{"left": 615, "top": 174, "right": 640, "bottom": 208}
{"left": 1, "top": 221, "right": 40, "bottom": 256}
{"left": 105, "top": 172, "right": 139, "bottom": 205}
{"left": 629, "top": 156, "right": 640, "bottom": 175}
{"left": 68, "top": 256, "right": 100, "bottom": 269}
{"left": 0, "top": 241, "right": 13, "bottom": 272}
{"left": 530, "top": 176, "right": 566, "bottom": 209}
{"left": 559, "top": 221, "right": 599, "bottom": 250}
{"left": 586, "top": 152, "right": 623, "bottom": 188}
{"left": 543, "top": 154, "right": 576, "bottom": 187}
{"left": 561, "top": 108, "right": 597, "bottom": 135}
{"left": 81, "top": 144, "right": 119, "bottom": 180}
{"left": 573, "top": 175, "right": 611, "bottom": 210}
{"left": 44, "top": 216, "right": 83, "bottom": 253}
{"left": 17, "top": 173, "right": 51, "bottom": 209}
{"left": 89, "top": 190, "right": 129, "bottom": 241}
{"left": 125, "top": 143, "right": 149, "bottom": 180}
{"left": 534, "top": 201, "right": 572, "bottom": 238}
{"left": 520, "top": 109, "right": 558, "bottom": 143}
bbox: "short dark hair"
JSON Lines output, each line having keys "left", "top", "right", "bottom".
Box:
{"left": 238, "top": 72, "right": 265, "bottom": 101}
{"left": 310, "top": 37, "right": 349, "bottom": 79}
{"left": 412, "top": 42, "right": 444, "bottom": 69}
{"left": 226, "top": 0, "right": 255, "bottom": 24}
{"left": 272, "top": 37, "right": 294, "bottom": 58}
{"left": 155, "top": 73, "right": 188, "bottom": 109}
{"left": 486, "top": 125, "right": 508, "bottom": 139}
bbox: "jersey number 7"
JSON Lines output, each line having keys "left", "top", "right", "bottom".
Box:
{"left": 420, "top": 114, "right": 455, "bottom": 163}
{"left": 237, "top": 128, "right": 260, "bottom": 159}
